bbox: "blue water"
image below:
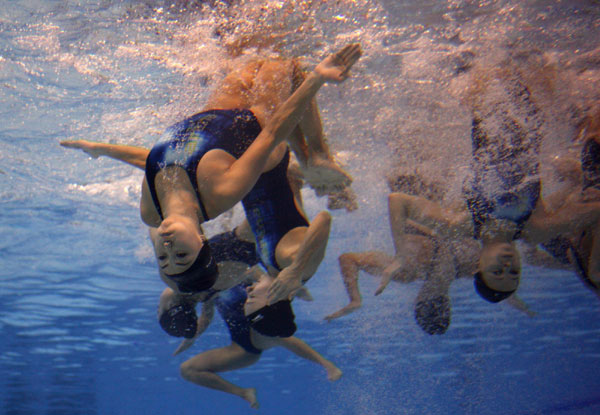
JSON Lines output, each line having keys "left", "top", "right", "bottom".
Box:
{"left": 2, "top": 1, "right": 600, "bottom": 414}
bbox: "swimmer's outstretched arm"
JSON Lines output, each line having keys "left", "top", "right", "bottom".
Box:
{"left": 173, "top": 299, "right": 216, "bottom": 356}
{"left": 527, "top": 200, "right": 600, "bottom": 243}
{"left": 202, "top": 44, "right": 362, "bottom": 211}
{"left": 60, "top": 140, "right": 149, "bottom": 170}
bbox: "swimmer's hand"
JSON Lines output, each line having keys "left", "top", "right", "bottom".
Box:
{"left": 315, "top": 43, "right": 362, "bottom": 83}
{"left": 375, "top": 259, "right": 402, "bottom": 296}
{"left": 267, "top": 267, "right": 302, "bottom": 305}
{"left": 173, "top": 337, "right": 196, "bottom": 356}
{"left": 60, "top": 140, "right": 103, "bottom": 158}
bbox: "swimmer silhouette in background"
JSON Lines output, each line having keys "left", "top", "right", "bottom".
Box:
{"left": 61, "top": 44, "right": 362, "bottom": 305}
{"left": 376, "top": 60, "right": 600, "bottom": 306}
{"left": 159, "top": 273, "right": 341, "bottom": 409}
{"left": 325, "top": 174, "right": 534, "bottom": 335}
{"left": 529, "top": 106, "right": 600, "bottom": 298}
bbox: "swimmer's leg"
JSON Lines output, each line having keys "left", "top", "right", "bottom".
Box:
{"left": 324, "top": 252, "right": 392, "bottom": 321}
{"left": 267, "top": 211, "right": 332, "bottom": 304}
{"left": 247, "top": 59, "right": 294, "bottom": 127}
{"left": 59, "top": 141, "right": 149, "bottom": 170}
{"left": 277, "top": 336, "right": 342, "bottom": 381}
{"left": 204, "top": 60, "right": 264, "bottom": 111}
{"left": 291, "top": 62, "right": 353, "bottom": 194}
{"left": 180, "top": 343, "right": 261, "bottom": 409}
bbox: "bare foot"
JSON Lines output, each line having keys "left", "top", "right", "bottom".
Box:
{"left": 241, "top": 388, "right": 259, "bottom": 409}
{"left": 60, "top": 140, "right": 101, "bottom": 158}
{"left": 324, "top": 301, "right": 361, "bottom": 321}
{"left": 295, "top": 286, "right": 314, "bottom": 301}
{"left": 302, "top": 154, "right": 352, "bottom": 193}
{"left": 327, "top": 187, "right": 358, "bottom": 211}
{"left": 324, "top": 362, "right": 343, "bottom": 381}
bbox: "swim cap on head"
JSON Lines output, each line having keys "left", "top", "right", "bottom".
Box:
{"left": 414, "top": 295, "right": 451, "bottom": 335}
{"left": 159, "top": 303, "right": 197, "bottom": 338}
{"left": 165, "top": 241, "right": 219, "bottom": 294}
{"left": 246, "top": 300, "right": 297, "bottom": 338}
{"left": 473, "top": 272, "right": 516, "bottom": 303}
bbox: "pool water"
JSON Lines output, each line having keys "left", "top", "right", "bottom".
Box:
{"left": 1, "top": 1, "right": 600, "bottom": 414}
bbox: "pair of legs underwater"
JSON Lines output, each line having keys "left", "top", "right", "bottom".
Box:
{"left": 159, "top": 272, "right": 341, "bottom": 410}
{"left": 325, "top": 174, "right": 535, "bottom": 334}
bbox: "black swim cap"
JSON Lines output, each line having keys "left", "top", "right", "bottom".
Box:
{"left": 246, "top": 300, "right": 297, "bottom": 338}
{"left": 165, "top": 241, "right": 219, "bottom": 294}
{"left": 414, "top": 295, "right": 451, "bottom": 335}
{"left": 159, "top": 303, "right": 197, "bottom": 338}
{"left": 473, "top": 272, "right": 516, "bottom": 303}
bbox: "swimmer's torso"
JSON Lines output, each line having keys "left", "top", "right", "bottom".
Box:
{"left": 464, "top": 76, "right": 544, "bottom": 238}
{"left": 145, "top": 109, "right": 262, "bottom": 221}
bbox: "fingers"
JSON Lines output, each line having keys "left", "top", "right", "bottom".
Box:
{"left": 338, "top": 43, "right": 362, "bottom": 73}
{"left": 267, "top": 281, "right": 283, "bottom": 305}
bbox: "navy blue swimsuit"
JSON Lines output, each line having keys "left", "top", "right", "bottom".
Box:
{"left": 241, "top": 150, "right": 309, "bottom": 270}
{"left": 215, "top": 284, "right": 262, "bottom": 355}
{"left": 210, "top": 230, "right": 259, "bottom": 267}
{"left": 145, "top": 109, "right": 262, "bottom": 221}
{"left": 463, "top": 77, "right": 543, "bottom": 240}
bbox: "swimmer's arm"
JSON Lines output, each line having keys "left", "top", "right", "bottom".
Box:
{"left": 172, "top": 299, "right": 216, "bottom": 356}
{"left": 208, "top": 44, "right": 362, "bottom": 205}
{"left": 588, "top": 223, "right": 600, "bottom": 287}
{"left": 528, "top": 201, "right": 600, "bottom": 243}
{"left": 506, "top": 295, "right": 536, "bottom": 318}
{"left": 60, "top": 140, "right": 149, "bottom": 170}
{"left": 522, "top": 244, "right": 572, "bottom": 270}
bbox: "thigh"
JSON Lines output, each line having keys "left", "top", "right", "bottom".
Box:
{"left": 182, "top": 343, "right": 261, "bottom": 373}
{"left": 205, "top": 60, "right": 264, "bottom": 111}
{"left": 249, "top": 60, "right": 294, "bottom": 127}
{"left": 346, "top": 251, "right": 395, "bottom": 276}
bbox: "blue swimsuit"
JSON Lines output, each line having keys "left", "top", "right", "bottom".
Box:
{"left": 145, "top": 109, "right": 262, "bottom": 221}
{"left": 210, "top": 230, "right": 259, "bottom": 267}
{"left": 463, "top": 77, "right": 543, "bottom": 239}
{"left": 211, "top": 230, "right": 261, "bottom": 354}
{"left": 241, "top": 150, "right": 309, "bottom": 270}
{"left": 215, "top": 284, "right": 262, "bottom": 355}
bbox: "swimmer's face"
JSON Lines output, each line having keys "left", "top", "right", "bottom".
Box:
{"left": 152, "top": 216, "right": 204, "bottom": 275}
{"left": 479, "top": 242, "right": 521, "bottom": 292}
{"left": 244, "top": 274, "right": 273, "bottom": 316}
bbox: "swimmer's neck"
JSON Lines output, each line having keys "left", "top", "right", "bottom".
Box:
{"left": 155, "top": 167, "right": 205, "bottom": 223}
{"left": 478, "top": 218, "right": 521, "bottom": 243}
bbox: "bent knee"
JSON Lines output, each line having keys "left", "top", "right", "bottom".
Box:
{"left": 180, "top": 360, "right": 204, "bottom": 381}
{"left": 314, "top": 210, "right": 332, "bottom": 227}
{"left": 338, "top": 253, "right": 357, "bottom": 267}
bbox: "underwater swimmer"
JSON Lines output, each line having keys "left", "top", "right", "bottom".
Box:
{"left": 376, "top": 63, "right": 600, "bottom": 304}
{"left": 61, "top": 44, "right": 362, "bottom": 300}
{"left": 325, "top": 174, "right": 534, "bottom": 334}
{"left": 159, "top": 275, "right": 341, "bottom": 409}
{"left": 532, "top": 106, "right": 600, "bottom": 297}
